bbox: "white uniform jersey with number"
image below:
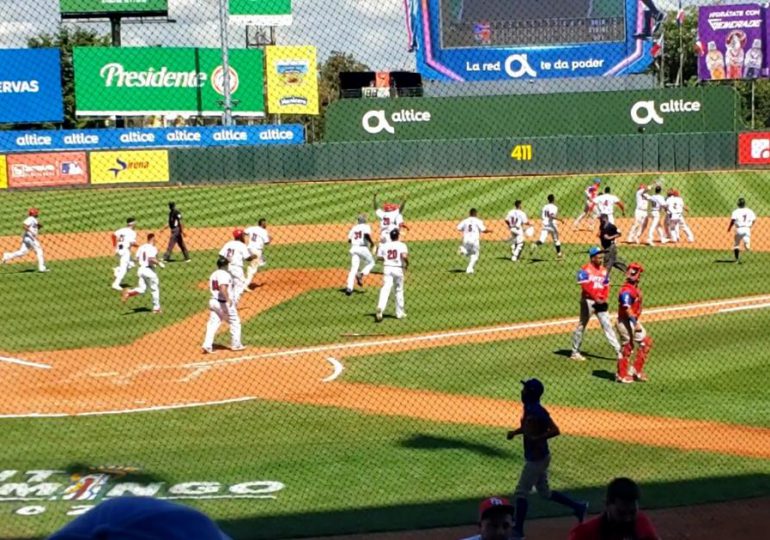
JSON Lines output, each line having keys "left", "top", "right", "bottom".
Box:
{"left": 375, "top": 209, "right": 403, "bottom": 235}
{"left": 594, "top": 194, "right": 619, "bottom": 216}
{"left": 732, "top": 208, "right": 756, "bottom": 231}
{"left": 457, "top": 217, "right": 486, "bottom": 244}
{"left": 541, "top": 203, "right": 559, "bottom": 228}
{"left": 348, "top": 223, "right": 372, "bottom": 247}
{"left": 635, "top": 188, "right": 650, "bottom": 212}
{"left": 244, "top": 226, "right": 270, "bottom": 251}
{"left": 646, "top": 194, "right": 667, "bottom": 213}
{"left": 506, "top": 209, "right": 528, "bottom": 230}
{"left": 114, "top": 227, "right": 137, "bottom": 253}
{"left": 23, "top": 216, "right": 39, "bottom": 239}
{"left": 219, "top": 240, "right": 251, "bottom": 267}
{"left": 135, "top": 244, "right": 158, "bottom": 269}
{"left": 377, "top": 241, "right": 408, "bottom": 273}
{"left": 666, "top": 196, "right": 685, "bottom": 218}
{"left": 209, "top": 269, "right": 233, "bottom": 302}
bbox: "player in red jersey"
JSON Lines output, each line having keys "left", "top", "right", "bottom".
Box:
{"left": 615, "top": 262, "right": 653, "bottom": 384}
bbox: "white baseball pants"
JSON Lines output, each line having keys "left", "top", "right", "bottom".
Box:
{"left": 346, "top": 246, "right": 375, "bottom": 290}
{"left": 202, "top": 299, "right": 242, "bottom": 350}
{"left": 112, "top": 250, "right": 134, "bottom": 288}
{"left": 377, "top": 272, "right": 405, "bottom": 318}
{"left": 626, "top": 210, "right": 649, "bottom": 242}
{"left": 571, "top": 298, "right": 621, "bottom": 357}
{"left": 129, "top": 267, "right": 160, "bottom": 311}
{"left": 229, "top": 265, "right": 246, "bottom": 304}
{"left": 3, "top": 236, "right": 46, "bottom": 271}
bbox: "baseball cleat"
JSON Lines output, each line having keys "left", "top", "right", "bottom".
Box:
{"left": 345, "top": 288, "right": 353, "bottom": 296}
{"left": 375, "top": 309, "right": 383, "bottom": 323}
{"left": 201, "top": 347, "right": 213, "bottom": 354}
{"left": 356, "top": 273, "right": 364, "bottom": 287}
{"left": 396, "top": 312, "right": 407, "bottom": 320}
{"left": 633, "top": 372, "right": 649, "bottom": 382}
{"left": 466, "top": 269, "right": 474, "bottom": 274}
{"left": 569, "top": 352, "right": 586, "bottom": 361}
{"left": 111, "top": 285, "right": 122, "bottom": 291}
{"left": 152, "top": 308, "right": 162, "bottom": 314}
{"left": 39, "top": 268, "right": 49, "bottom": 273}
{"left": 231, "top": 345, "right": 246, "bottom": 352}
{"left": 184, "top": 258, "right": 192, "bottom": 263}
{"left": 615, "top": 375, "right": 634, "bottom": 384}
{"left": 575, "top": 502, "right": 589, "bottom": 523}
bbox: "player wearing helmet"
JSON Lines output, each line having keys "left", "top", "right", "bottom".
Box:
{"left": 218, "top": 228, "right": 256, "bottom": 305}
{"left": 616, "top": 263, "right": 652, "bottom": 384}
{"left": 2, "top": 208, "right": 47, "bottom": 272}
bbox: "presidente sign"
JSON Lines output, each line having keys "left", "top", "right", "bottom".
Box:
{"left": 0, "top": 49, "right": 64, "bottom": 123}
{"left": 60, "top": 0, "right": 168, "bottom": 18}
{"left": 0, "top": 125, "right": 304, "bottom": 153}
{"left": 73, "top": 47, "right": 265, "bottom": 117}
{"left": 230, "top": 0, "right": 293, "bottom": 26}
{"left": 324, "top": 87, "right": 738, "bottom": 141}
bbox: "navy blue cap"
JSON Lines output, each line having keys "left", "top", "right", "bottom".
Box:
{"left": 588, "top": 246, "right": 604, "bottom": 257}
{"left": 521, "top": 378, "right": 544, "bottom": 398}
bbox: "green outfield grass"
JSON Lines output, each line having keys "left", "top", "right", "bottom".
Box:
{"left": 0, "top": 170, "right": 768, "bottom": 235}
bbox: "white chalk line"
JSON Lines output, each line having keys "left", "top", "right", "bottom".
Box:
{"left": 719, "top": 302, "right": 770, "bottom": 314}
{"left": 322, "top": 357, "right": 344, "bottom": 383}
{"left": 0, "top": 356, "right": 51, "bottom": 370}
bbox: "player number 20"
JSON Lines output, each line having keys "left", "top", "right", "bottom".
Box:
{"left": 510, "top": 144, "right": 533, "bottom": 161}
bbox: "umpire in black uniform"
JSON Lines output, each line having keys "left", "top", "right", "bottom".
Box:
{"left": 599, "top": 213, "right": 626, "bottom": 273}
{"left": 162, "top": 201, "right": 191, "bottom": 263}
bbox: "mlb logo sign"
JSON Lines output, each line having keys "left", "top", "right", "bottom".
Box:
{"left": 61, "top": 161, "right": 84, "bottom": 175}
{"left": 473, "top": 22, "right": 492, "bottom": 45}
{"left": 738, "top": 132, "right": 770, "bottom": 164}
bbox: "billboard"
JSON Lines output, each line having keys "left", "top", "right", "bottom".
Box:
{"left": 738, "top": 132, "right": 770, "bottom": 164}
{"left": 60, "top": 0, "right": 168, "bottom": 18}
{"left": 0, "top": 156, "right": 6, "bottom": 190}
{"left": 6, "top": 152, "right": 89, "bottom": 189}
{"left": 265, "top": 46, "right": 319, "bottom": 115}
{"left": 324, "top": 87, "right": 738, "bottom": 141}
{"left": 697, "top": 4, "right": 765, "bottom": 80}
{"left": 0, "top": 49, "right": 64, "bottom": 123}
{"left": 73, "top": 48, "right": 264, "bottom": 117}
{"left": 230, "top": 0, "right": 292, "bottom": 26}
{"left": 406, "top": 0, "right": 652, "bottom": 81}
{"left": 90, "top": 150, "right": 169, "bottom": 185}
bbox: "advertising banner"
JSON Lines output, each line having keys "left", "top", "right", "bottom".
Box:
{"left": 61, "top": 0, "right": 168, "bottom": 18}
{"left": 230, "top": 0, "right": 292, "bottom": 26}
{"left": 6, "top": 152, "right": 89, "bottom": 189}
{"left": 697, "top": 4, "right": 765, "bottom": 80}
{"left": 738, "top": 132, "right": 770, "bottom": 164}
{"left": 73, "top": 47, "right": 264, "bottom": 117}
{"left": 90, "top": 150, "right": 169, "bottom": 185}
{"left": 324, "top": 87, "right": 738, "bottom": 141}
{"left": 0, "top": 125, "right": 304, "bottom": 153}
{"left": 0, "top": 156, "right": 6, "bottom": 190}
{"left": 0, "top": 49, "right": 64, "bottom": 123}
{"left": 265, "top": 46, "right": 319, "bottom": 115}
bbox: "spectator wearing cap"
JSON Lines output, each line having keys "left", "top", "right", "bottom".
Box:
{"left": 569, "top": 477, "right": 660, "bottom": 540}
{"left": 598, "top": 214, "right": 627, "bottom": 274}
{"left": 49, "top": 496, "right": 231, "bottom": 539}
{"left": 460, "top": 497, "right": 515, "bottom": 540}
{"left": 506, "top": 379, "right": 588, "bottom": 540}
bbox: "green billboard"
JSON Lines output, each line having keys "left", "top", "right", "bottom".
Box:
{"left": 73, "top": 47, "right": 264, "bottom": 117}
{"left": 60, "top": 0, "right": 168, "bottom": 17}
{"left": 324, "top": 87, "right": 739, "bottom": 142}
{"left": 230, "top": 0, "right": 292, "bottom": 26}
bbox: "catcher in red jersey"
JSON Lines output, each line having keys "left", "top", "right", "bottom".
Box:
{"left": 615, "top": 263, "right": 653, "bottom": 384}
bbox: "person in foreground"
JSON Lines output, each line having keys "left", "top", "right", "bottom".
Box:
{"left": 507, "top": 379, "right": 588, "bottom": 539}
{"left": 460, "top": 497, "right": 515, "bottom": 540}
{"left": 569, "top": 477, "right": 660, "bottom": 540}
{"left": 49, "top": 496, "right": 231, "bottom": 539}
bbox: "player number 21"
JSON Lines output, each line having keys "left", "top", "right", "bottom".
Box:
{"left": 510, "top": 144, "right": 533, "bottom": 161}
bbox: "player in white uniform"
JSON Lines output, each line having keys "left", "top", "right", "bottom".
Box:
{"left": 665, "top": 190, "right": 694, "bottom": 243}
{"left": 531, "top": 194, "right": 564, "bottom": 260}
{"left": 244, "top": 218, "right": 271, "bottom": 289}
{"left": 375, "top": 228, "right": 409, "bottom": 322}
{"left": 374, "top": 192, "right": 409, "bottom": 244}
{"left": 121, "top": 233, "right": 163, "bottom": 313}
{"left": 202, "top": 256, "right": 245, "bottom": 353}
{"left": 592, "top": 187, "right": 625, "bottom": 225}
{"left": 457, "top": 208, "right": 491, "bottom": 274}
{"left": 346, "top": 214, "right": 375, "bottom": 295}
{"left": 505, "top": 200, "right": 533, "bottom": 262}
{"left": 219, "top": 229, "right": 255, "bottom": 305}
{"left": 111, "top": 217, "right": 138, "bottom": 291}
{"left": 644, "top": 184, "right": 669, "bottom": 245}
{"left": 572, "top": 178, "right": 601, "bottom": 231}
{"left": 626, "top": 184, "right": 651, "bottom": 243}
{"left": 2, "top": 208, "right": 47, "bottom": 272}
{"left": 728, "top": 197, "right": 757, "bottom": 263}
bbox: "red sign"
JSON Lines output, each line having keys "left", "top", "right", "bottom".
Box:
{"left": 738, "top": 132, "right": 770, "bottom": 165}
{"left": 7, "top": 152, "right": 89, "bottom": 188}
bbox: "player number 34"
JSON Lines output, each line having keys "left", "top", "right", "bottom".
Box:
{"left": 510, "top": 144, "right": 533, "bottom": 161}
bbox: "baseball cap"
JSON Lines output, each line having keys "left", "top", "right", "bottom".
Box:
{"left": 588, "top": 246, "right": 604, "bottom": 257}
{"left": 383, "top": 202, "right": 398, "bottom": 212}
{"left": 126, "top": 217, "right": 136, "bottom": 225}
{"left": 49, "top": 497, "right": 231, "bottom": 540}
{"left": 232, "top": 228, "right": 244, "bottom": 239}
{"left": 478, "top": 497, "right": 515, "bottom": 521}
{"left": 28, "top": 207, "right": 39, "bottom": 216}
{"left": 520, "top": 378, "right": 544, "bottom": 398}
{"left": 593, "top": 177, "right": 601, "bottom": 184}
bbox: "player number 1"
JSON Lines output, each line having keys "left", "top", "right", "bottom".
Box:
{"left": 510, "top": 144, "right": 533, "bottom": 161}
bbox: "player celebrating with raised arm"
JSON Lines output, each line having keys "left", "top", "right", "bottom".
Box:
{"left": 573, "top": 178, "right": 601, "bottom": 231}
{"left": 346, "top": 214, "right": 375, "bottom": 295}
{"left": 505, "top": 200, "right": 533, "bottom": 262}
{"left": 728, "top": 197, "right": 757, "bottom": 263}
{"left": 2, "top": 208, "right": 47, "bottom": 272}
{"left": 616, "top": 263, "right": 653, "bottom": 384}
{"left": 626, "top": 183, "right": 651, "bottom": 243}
{"left": 592, "top": 186, "right": 625, "bottom": 225}
{"left": 244, "top": 218, "right": 271, "bottom": 289}
{"left": 532, "top": 194, "right": 564, "bottom": 260}
{"left": 202, "top": 256, "right": 245, "bottom": 354}
{"left": 506, "top": 379, "right": 589, "bottom": 540}
{"left": 111, "top": 217, "right": 138, "bottom": 291}
{"left": 645, "top": 183, "right": 669, "bottom": 246}
{"left": 665, "top": 189, "right": 695, "bottom": 243}
{"left": 457, "top": 208, "right": 492, "bottom": 274}
{"left": 375, "top": 228, "right": 409, "bottom": 322}
{"left": 121, "top": 233, "right": 163, "bottom": 313}
{"left": 219, "top": 229, "right": 256, "bottom": 305}
{"left": 570, "top": 247, "right": 622, "bottom": 361}
{"left": 374, "top": 192, "right": 409, "bottom": 245}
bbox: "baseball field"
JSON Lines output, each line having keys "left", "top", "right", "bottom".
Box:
{"left": 0, "top": 170, "right": 769, "bottom": 539}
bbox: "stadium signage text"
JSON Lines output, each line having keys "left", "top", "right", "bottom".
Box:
{"left": 362, "top": 109, "right": 432, "bottom": 135}
{"left": 99, "top": 63, "right": 207, "bottom": 88}
{"left": 630, "top": 99, "right": 702, "bottom": 126}
{"left": 0, "top": 49, "right": 64, "bottom": 123}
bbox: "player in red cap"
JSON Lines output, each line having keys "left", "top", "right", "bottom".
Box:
{"left": 616, "top": 262, "right": 652, "bottom": 383}
{"left": 573, "top": 178, "right": 601, "bottom": 231}
{"left": 218, "top": 228, "right": 256, "bottom": 305}
{"left": 626, "top": 183, "right": 653, "bottom": 243}
{"left": 2, "top": 207, "right": 47, "bottom": 272}
{"left": 373, "top": 192, "right": 409, "bottom": 245}
{"left": 460, "top": 497, "right": 515, "bottom": 540}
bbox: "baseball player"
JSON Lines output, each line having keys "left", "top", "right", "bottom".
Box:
{"left": 111, "top": 217, "right": 138, "bottom": 291}
{"left": 591, "top": 186, "right": 625, "bottom": 225}
{"left": 121, "top": 233, "right": 163, "bottom": 313}
{"left": 375, "top": 228, "right": 409, "bottom": 322}
{"left": 665, "top": 189, "right": 694, "bottom": 243}
{"left": 570, "top": 247, "right": 622, "bottom": 361}
{"left": 531, "top": 194, "right": 564, "bottom": 260}
{"left": 202, "top": 256, "right": 245, "bottom": 354}
{"left": 626, "top": 184, "right": 652, "bottom": 243}
{"left": 505, "top": 200, "right": 533, "bottom": 262}
{"left": 572, "top": 178, "right": 601, "bottom": 231}
{"left": 728, "top": 197, "right": 757, "bottom": 263}
{"left": 244, "top": 218, "right": 271, "bottom": 289}
{"left": 506, "top": 379, "right": 589, "bottom": 540}
{"left": 2, "top": 208, "right": 47, "bottom": 272}
{"left": 219, "top": 229, "right": 255, "bottom": 305}
{"left": 457, "top": 208, "right": 491, "bottom": 274}
{"left": 346, "top": 214, "right": 375, "bottom": 295}
{"left": 644, "top": 184, "right": 669, "bottom": 245}
{"left": 616, "top": 263, "right": 652, "bottom": 384}
{"left": 374, "top": 192, "right": 409, "bottom": 244}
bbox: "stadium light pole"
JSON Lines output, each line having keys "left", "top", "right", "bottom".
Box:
{"left": 218, "top": 0, "right": 234, "bottom": 126}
